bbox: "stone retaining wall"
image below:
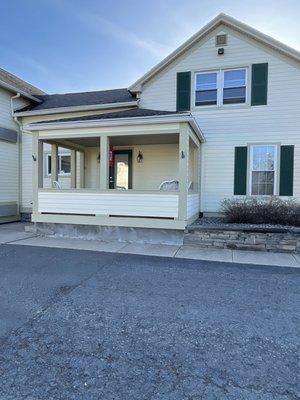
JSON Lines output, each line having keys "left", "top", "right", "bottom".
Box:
{"left": 185, "top": 227, "right": 300, "bottom": 253}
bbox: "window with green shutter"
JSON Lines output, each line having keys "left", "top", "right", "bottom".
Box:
{"left": 251, "top": 63, "right": 268, "bottom": 106}
{"left": 234, "top": 147, "right": 248, "bottom": 195}
{"left": 176, "top": 72, "right": 191, "bottom": 111}
{"left": 279, "top": 145, "right": 294, "bottom": 196}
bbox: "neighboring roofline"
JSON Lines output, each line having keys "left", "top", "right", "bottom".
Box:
{"left": 14, "top": 100, "right": 139, "bottom": 116}
{"left": 25, "top": 113, "right": 205, "bottom": 142}
{"left": 129, "top": 13, "right": 300, "bottom": 92}
{"left": 0, "top": 79, "right": 42, "bottom": 103}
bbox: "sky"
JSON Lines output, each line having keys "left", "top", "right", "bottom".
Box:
{"left": 0, "top": 0, "right": 299, "bottom": 94}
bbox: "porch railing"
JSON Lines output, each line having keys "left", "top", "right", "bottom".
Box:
{"left": 38, "top": 189, "right": 180, "bottom": 218}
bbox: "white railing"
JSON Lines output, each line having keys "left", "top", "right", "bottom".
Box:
{"left": 38, "top": 190, "right": 179, "bottom": 218}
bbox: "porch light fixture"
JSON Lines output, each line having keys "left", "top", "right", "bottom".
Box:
{"left": 181, "top": 151, "right": 185, "bottom": 159}
{"left": 97, "top": 152, "right": 100, "bottom": 163}
{"left": 137, "top": 151, "right": 143, "bottom": 163}
{"left": 32, "top": 155, "right": 37, "bottom": 162}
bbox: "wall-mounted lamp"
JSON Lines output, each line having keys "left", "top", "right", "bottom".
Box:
{"left": 218, "top": 47, "right": 224, "bottom": 55}
{"left": 97, "top": 152, "right": 100, "bottom": 163}
{"left": 32, "top": 155, "right": 37, "bottom": 162}
{"left": 137, "top": 151, "right": 143, "bottom": 163}
{"left": 181, "top": 151, "right": 185, "bottom": 159}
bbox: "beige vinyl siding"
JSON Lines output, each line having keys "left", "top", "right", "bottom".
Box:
{"left": 85, "top": 147, "right": 100, "bottom": 189}
{"left": 0, "top": 87, "right": 27, "bottom": 209}
{"left": 132, "top": 144, "right": 179, "bottom": 190}
{"left": 84, "top": 144, "right": 181, "bottom": 190}
{"left": 187, "top": 193, "right": 200, "bottom": 218}
{"left": 0, "top": 141, "right": 18, "bottom": 202}
{"left": 140, "top": 25, "right": 300, "bottom": 212}
{"left": 0, "top": 87, "right": 17, "bottom": 130}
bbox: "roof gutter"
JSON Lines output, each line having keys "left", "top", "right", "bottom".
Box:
{"left": 14, "top": 100, "right": 139, "bottom": 117}
{"left": 25, "top": 113, "right": 205, "bottom": 142}
{"left": 0, "top": 79, "right": 42, "bottom": 103}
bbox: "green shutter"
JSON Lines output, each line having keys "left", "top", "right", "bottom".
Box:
{"left": 234, "top": 147, "right": 248, "bottom": 195}
{"left": 279, "top": 145, "right": 294, "bottom": 196}
{"left": 251, "top": 63, "right": 268, "bottom": 106}
{"left": 176, "top": 72, "right": 191, "bottom": 111}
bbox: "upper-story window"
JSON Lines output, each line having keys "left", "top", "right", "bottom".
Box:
{"left": 195, "top": 72, "right": 218, "bottom": 106}
{"left": 195, "top": 67, "right": 247, "bottom": 107}
{"left": 222, "top": 69, "right": 246, "bottom": 104}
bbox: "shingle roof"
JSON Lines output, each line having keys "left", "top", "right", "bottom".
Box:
{"left": 0, "top": 68, "right": 45, "bottom": 96}
{"left": 36, "top": 108, "right": 185, "bottom": 124}
{"left": 20, "top": 88, "right": 136, "bottom": 112}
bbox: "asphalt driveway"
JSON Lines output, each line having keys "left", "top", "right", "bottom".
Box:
{"left": 0, "top": 244, "right": 299, "bottom": 400}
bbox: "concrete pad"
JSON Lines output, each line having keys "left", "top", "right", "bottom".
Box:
{"left": 119, "top": 243, "right": 180, "bottom": 257}
{"left": 175, "top": 245, "right": 233, "bottom": 262}
{"left": 292, "top": 253, "right": 300, "bottom": 264}
{"left": 233, "top": 250, "right": 299, "bottom": 268}
{"left": 10, "top": 236, "right": 128, "bottom": 253}
{"left": 0, "top": 231, "right": 37, "bottom": 244}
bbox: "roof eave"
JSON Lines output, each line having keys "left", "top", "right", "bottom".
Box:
{"left": 0, "top": 79, "right": 42, "bottom": 103}
{"left": 14, "top": 100, "right": 139, "bottom": 117}
{"left": 25, "top": 113, "right": 205, "bottom": 142}
{"left": 129, "top": 13, "right": 300, "bottom": 92}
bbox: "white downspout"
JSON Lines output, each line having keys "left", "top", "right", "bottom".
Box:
{"left": 11, "top": 93, "right": 22, "bottom": 218}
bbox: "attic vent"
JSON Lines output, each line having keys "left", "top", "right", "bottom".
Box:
{"left": 216, "top": 34, "right": 227, "bottom": 46}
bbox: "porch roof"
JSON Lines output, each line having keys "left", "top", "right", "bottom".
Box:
{"left": 38, "top": 108, "right": 184, "bottom": 124}
{"left": 26, "top": 108, "right": 205, "bottom": 142}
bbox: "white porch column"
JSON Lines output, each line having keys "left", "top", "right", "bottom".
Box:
{"left": 51, "top": 143, "right": 58, "bottom": 187}
{"left": 32, "top": 133, "right": 43, "bottom": 214}
{"left": 178, "top": 123, "right": 189, "bottom": 221}
{"left": 100, "top": 135, "right": 109, "bottom": 190}
{"left": 79, "top": 151, "right": 85, "bottom": 188}
{"left": 70, "top": 150, "right": 77, "bottom": 189}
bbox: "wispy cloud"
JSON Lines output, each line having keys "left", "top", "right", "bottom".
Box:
{"left": 54, "top": 0, "right": 173, "bottom": 59}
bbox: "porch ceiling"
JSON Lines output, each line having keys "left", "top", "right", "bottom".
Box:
{"left": 53, "top": 133, "right": 179, "bottom": 148}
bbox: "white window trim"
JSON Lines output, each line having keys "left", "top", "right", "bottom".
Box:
{"left": 45, "top": 153, "right": 71, "bottom": 177}
{"left": 194, "top": 66, "right": 249, "bottom": 109}
{"left": 249, "top": 144, "right": 278, "bottom": 196}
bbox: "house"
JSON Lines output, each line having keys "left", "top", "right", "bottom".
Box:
{"left": 0, "top": 68, "right": 45, "bottom": 223}
{"left": 4, "top": 13, "right": 300, "bottom": 237}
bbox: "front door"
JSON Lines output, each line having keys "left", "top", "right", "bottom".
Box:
{"left": 109, "top": 150, "right": 132, "bottom": 189}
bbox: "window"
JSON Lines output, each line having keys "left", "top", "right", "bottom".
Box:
{"left": 195, "top": 68, "right": 247, "bottom": 107}
{"left": 250, "top": 145, "right": 277, "bottom": 195}
{"left": 46, "top": 153, "right": 71, "bottom": 176}
{"left": 195, "top": 72, "right": 218, "bottom": 106}
{"left": 222, "top": 69, "right": 246, "bottom": 104}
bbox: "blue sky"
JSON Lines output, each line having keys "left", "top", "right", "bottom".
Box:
{"left": 1, "top": 0, "right": 299, "bottom": 94}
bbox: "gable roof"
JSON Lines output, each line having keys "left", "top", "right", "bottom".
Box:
{"left": 16, "top": 88, "right": 137, "bottom": 115}
{"left": 0, "top": 67, "right": 45, "bottom": 99}
{"left": 129, "top": 13, "right": 300, "bottom": 92}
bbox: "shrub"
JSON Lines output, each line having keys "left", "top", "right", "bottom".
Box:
{"left": 221, "top": 197, "right": 300, "bottom": 226}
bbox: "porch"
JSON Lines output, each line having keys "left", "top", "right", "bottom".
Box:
{"left": 30, "top": 115, "right": 202, "bottom": 230}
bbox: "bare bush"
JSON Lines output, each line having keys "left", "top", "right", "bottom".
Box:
{"left": 221, "top": 197, "right": 300, "bottom": 226}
